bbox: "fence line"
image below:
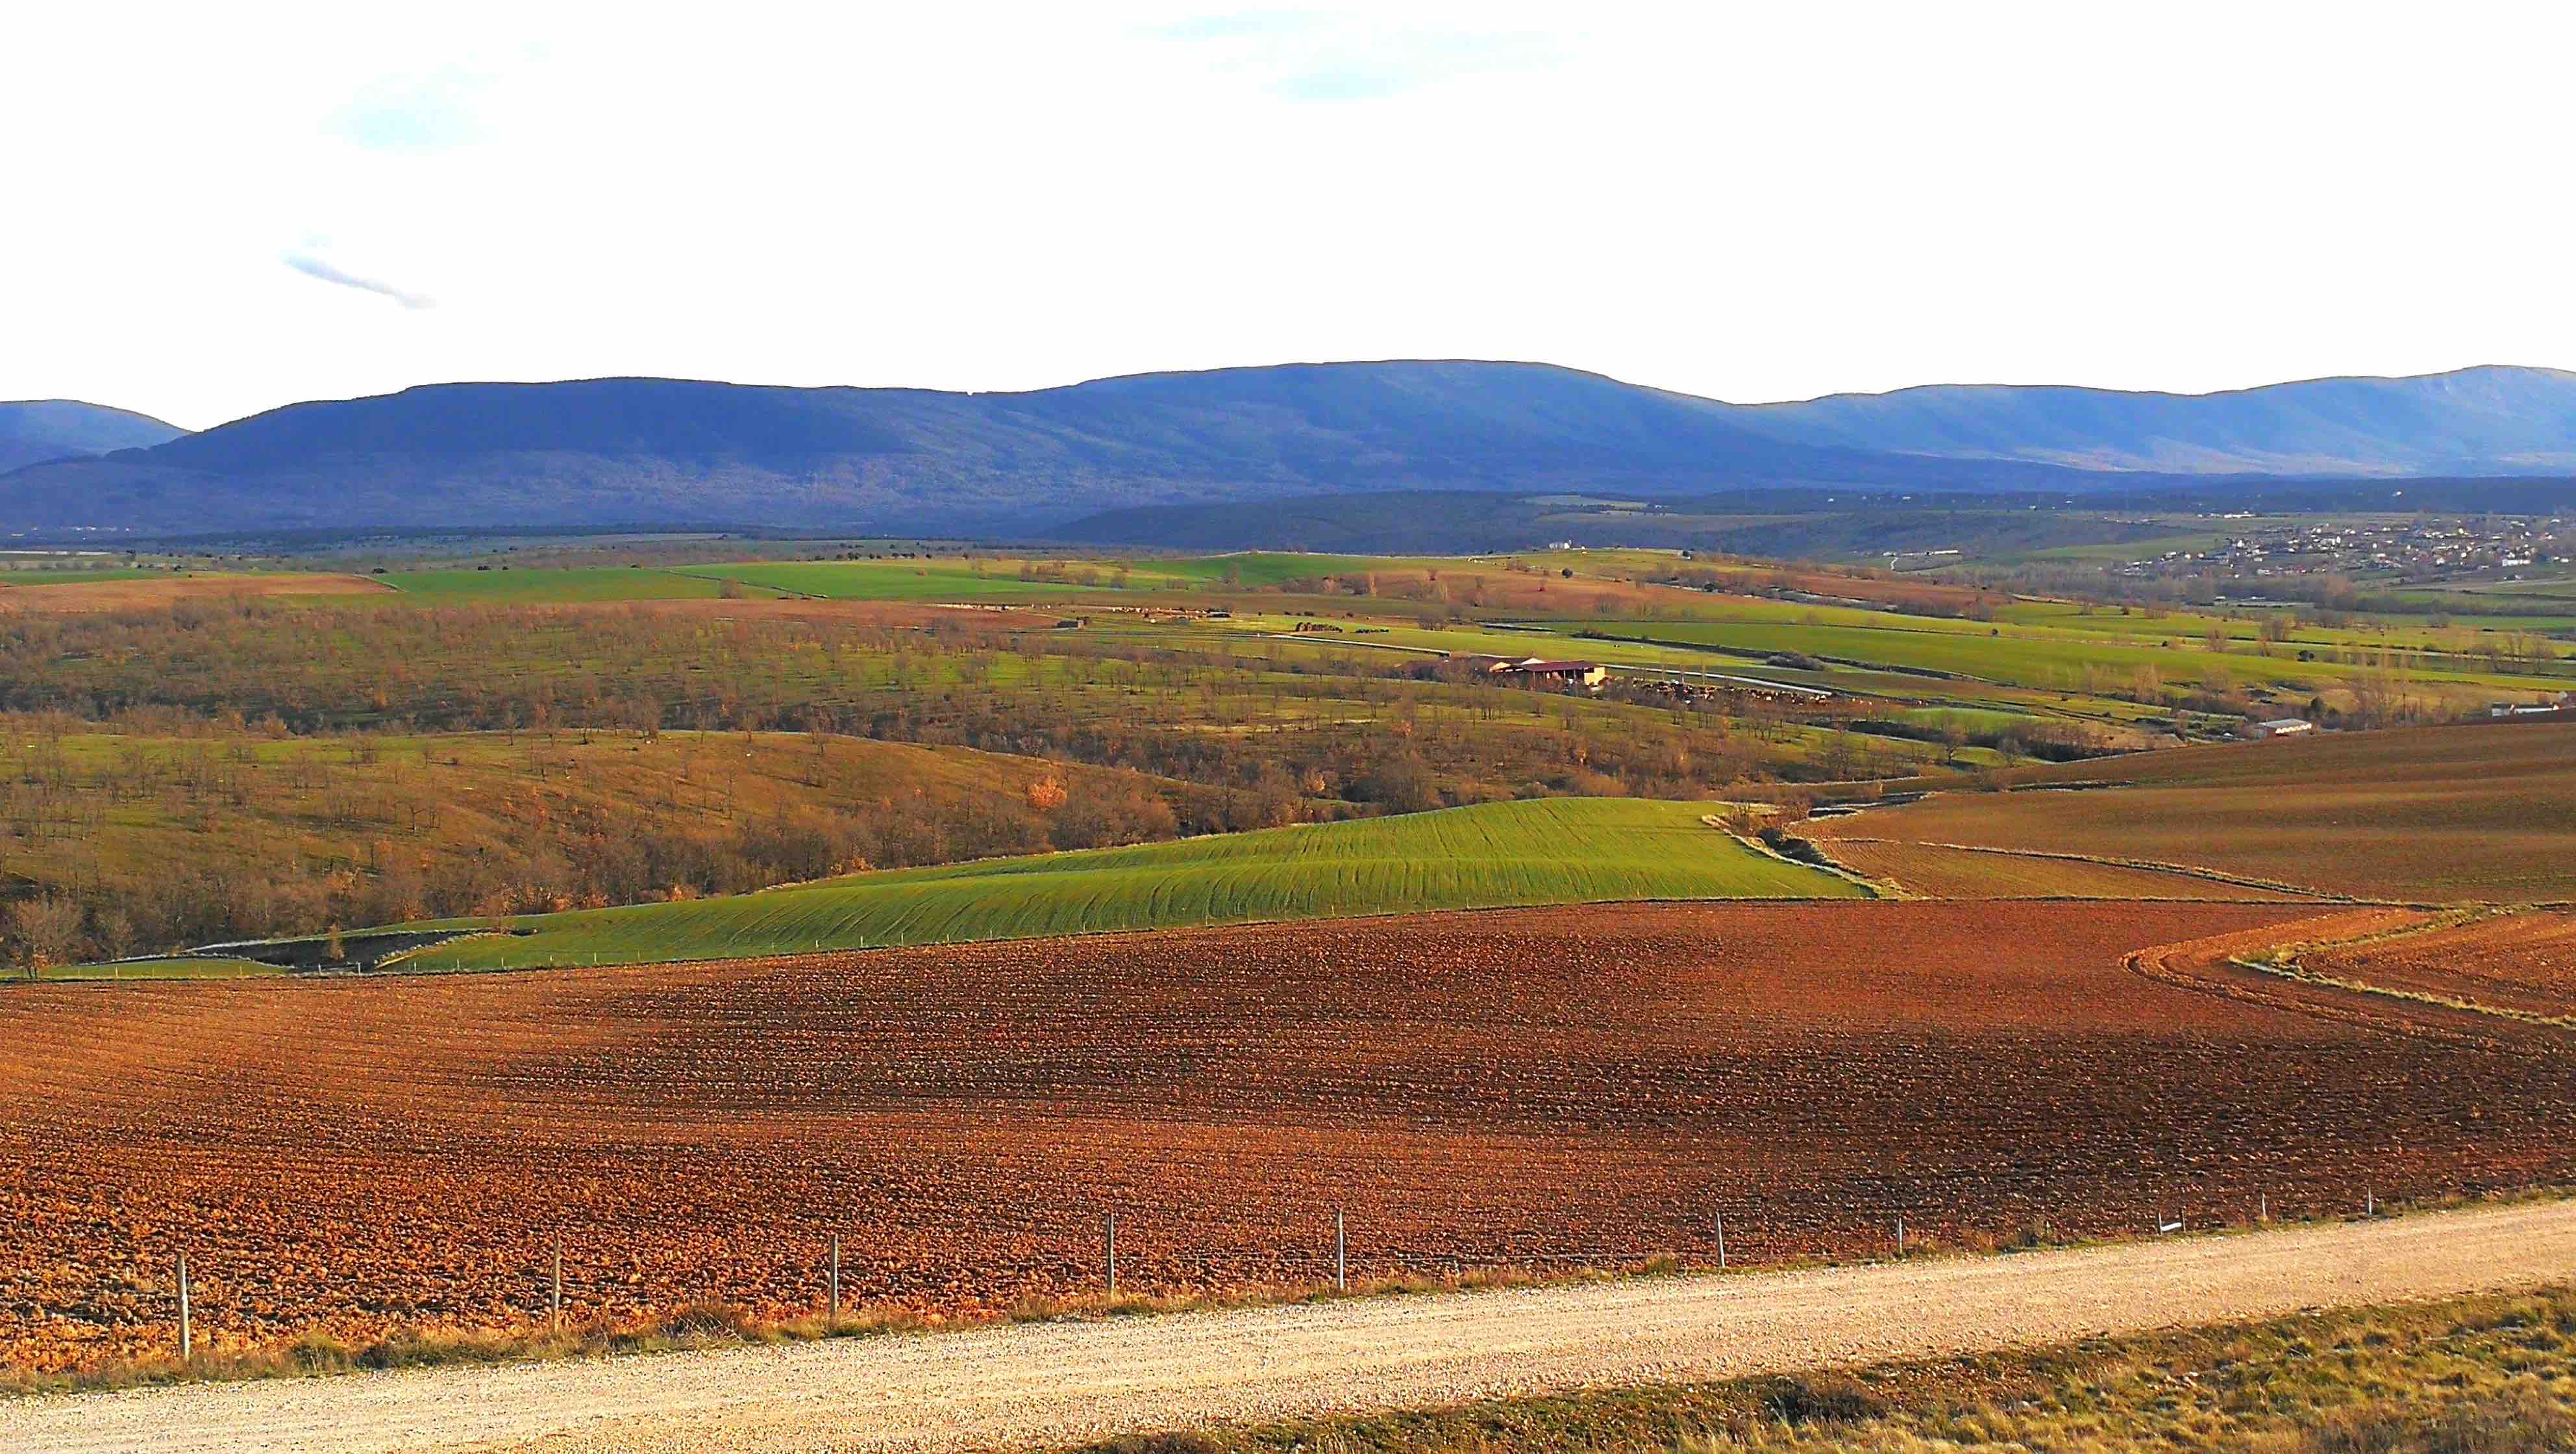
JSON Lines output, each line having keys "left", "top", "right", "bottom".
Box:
{"left": 112, "top": 1179, "right": 2465, "bottom": 1361}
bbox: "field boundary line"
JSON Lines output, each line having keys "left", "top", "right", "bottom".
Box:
{"left": 2231, "top": 907, "right": 2576, "bottom": 1037}
{"left": 656, "top": 566, "right": 818, "bottom": 600}
{"left": 2127, "top": 913, "right": 2554, "bottom": 1049}
{"left": 1826, "top": 836, "right": 2359, "bottom": 902}
{"left": 387, "top": 893, "right": 1889, "bottom": 978}
{"left": 1703, "top": 816, "right": 1892, "bottom": 898}
{"left": 2228, "top": 952, "right": 2576, "bottom": 1037}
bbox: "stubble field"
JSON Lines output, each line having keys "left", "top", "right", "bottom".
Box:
{"left": 4, "top": 898, "right": 2569, "bottom": 1374}
{"left": 0, "top": 573, "right": 390, "bottom": 612}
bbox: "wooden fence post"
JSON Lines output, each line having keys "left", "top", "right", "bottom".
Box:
{"left": 829, "top": 1233, "right": 841, "bottom": 1320}
{"left": 1105, "top": 1213, "right": 1118, "bottom": 1295}
{"left": 550, "top": 1238, "right": 563, "bottom": 1330}
{"left": 1335, "top": 1208, "right": 1346, "bottom": 1292}
{"left": 1715, "top": 1209, "right": 1727, "bottom": 1270}
{"left": 1895, "top": 1215, "right": 1905, "bottom": 1258}
{"left": 177, "top": 1250, "right": 192, "bottom": 1361}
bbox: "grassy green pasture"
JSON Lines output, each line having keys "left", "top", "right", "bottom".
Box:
{"left": 1122, "top": 552, "right": 1424, "bottom": 586}
{"left": 669, "top": 560, "right": 1106, "bottom": 600}
{"left": 377, "top": 552, "right": 1472, "bottom": 606}
{"left": 292, "top": 798, "right": 1864, "bottom": 972}
{"left": 34, "top": 957, "right": 278, "bottom": 982}
{"left": 669, "top": 552, "right": 1447, "bottom": 600}
{"left": 0, "top": 567, "right": 169, "bottom": 587}
{"left": 377, "top": 567, "right": 795, "bottom": 602}
{"left": 1568, "top": 615, "right": 2572, "bottom": 707}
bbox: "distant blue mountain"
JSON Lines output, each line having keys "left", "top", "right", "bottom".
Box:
{"left": 0, "top": 400, "right": 186, "bottom": 473}
{"left": 0, "top": 364, "right": 2105, "bottom": 536}
{"left": 1729, "top": 365, "right": 2576, "bottom": 476}
{"left": 1, "top": 362, "right": 2570, "bottom": 537}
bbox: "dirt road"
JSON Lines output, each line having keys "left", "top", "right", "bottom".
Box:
{"left": 10, "top": 1200, "right": 2574, "bottom": 1454}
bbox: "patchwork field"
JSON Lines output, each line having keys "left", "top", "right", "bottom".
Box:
{"left": 12, "top": 898, "right": 2564, "bottom": 1373}
{"left": 1809, "top": 720, "right": 2576, "bottom": 902}
{"left": 241, "top": 798, "right": 1864, "bottom": 972}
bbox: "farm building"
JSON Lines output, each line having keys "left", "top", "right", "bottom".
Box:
{"left": 1433, "top": 654, "right": 1609, "bottom": 693}
{"left": 1494, "top": 658, "right": 1607, "bottom": 691}
{"left": 2488, "top": 697, "right": 2571, "bottom": 719}
{"left": 2240, "top": 717, "right": 2317, "bottom": 739}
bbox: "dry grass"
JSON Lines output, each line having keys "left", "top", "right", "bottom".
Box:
{"left": 0, "top": 574, "right": 390, "bottom": 612}
{"left": 1075, "top": 1284, "right": 2576, "bottom": 1454}
{"left": 0, "top": 1261, "right": 1648, "bottom": 1398}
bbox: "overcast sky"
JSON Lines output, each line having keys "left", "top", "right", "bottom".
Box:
{"left": 8, "top": 2, "right": 2572, "bottom": 430}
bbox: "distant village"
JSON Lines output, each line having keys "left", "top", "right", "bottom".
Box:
{"left": 2111, "top": 513, "right": 2566, "bottom": 587}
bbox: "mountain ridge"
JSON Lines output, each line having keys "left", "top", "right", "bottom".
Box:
{"left": 5, "top": 361, "right": 2573, "bottom": 538}
{"left": 0, "top": 400, "right": 189, "bottom": 474}
{"left": 1727, "top": 363, "right": 2576, "bottom": 475}
{"left": 0, "top": 362, "right": 2110, "bottom": 536}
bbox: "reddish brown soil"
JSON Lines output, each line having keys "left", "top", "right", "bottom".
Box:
{"left": 1812, "top": 720, "right": 2576, "bottom": 903}
{"left": 3, "top": 900, "right": 2570, "bottom": 1372}
{"left": 2305, "top": 909, "right": 2576, "bottom": 1022}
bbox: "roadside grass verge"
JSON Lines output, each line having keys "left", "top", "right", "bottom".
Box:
{"left": 0, "top": 1263, "right": 1623, "bottom": 1398}
{"left": 1073, "top": 1283, "right": 2576, "bottom": 1454}
{"left": 244, "top": 798, "right": 1867, "bottom": 972}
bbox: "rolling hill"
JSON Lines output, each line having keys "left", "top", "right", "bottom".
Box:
{"left": 0, "top": 400, "right": 186, "bottom": 473}
{"left": 167, "top": 798, "right": 1865, "bottom": 974}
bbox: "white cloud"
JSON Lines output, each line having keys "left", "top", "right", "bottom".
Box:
{"left": 3, "top": 1, "right": 2571, "bottom": 430}
{"left": 284, "top": 254, "right": 438, "bottom": 310}
{"left": 325, "top": 66, "right": 495, "bottom": 152}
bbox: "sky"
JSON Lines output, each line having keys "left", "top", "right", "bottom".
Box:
{"left": 7, "top": 1, "right": 2574, "bottom": 430}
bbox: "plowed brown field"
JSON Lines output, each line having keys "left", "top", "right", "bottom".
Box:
{"left": 2303, "top": 909, "right": 2576, "bottom": 1022}
{"left": 1818, "top": 839, "right": 2318, "bottom": 901}
{"left": 5, "top": 900, "right": 2571, "bottom": 1374}
{"left": 1813, "top": 720, "right": 2576, "bottom": 902}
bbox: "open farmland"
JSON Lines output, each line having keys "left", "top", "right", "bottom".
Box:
{"left": 13, "top": 898, "right": 2571, "bottom": 1374}
{"left": 233, "top": 798, "right": 1864, "bottom": 972}
{"left": 1807, "top": 719, "right": 2576, "bottom": 902}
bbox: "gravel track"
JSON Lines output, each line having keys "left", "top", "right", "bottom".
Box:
{"left": 9, "top": 1198, "right": 2574, "bottom": 1454}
